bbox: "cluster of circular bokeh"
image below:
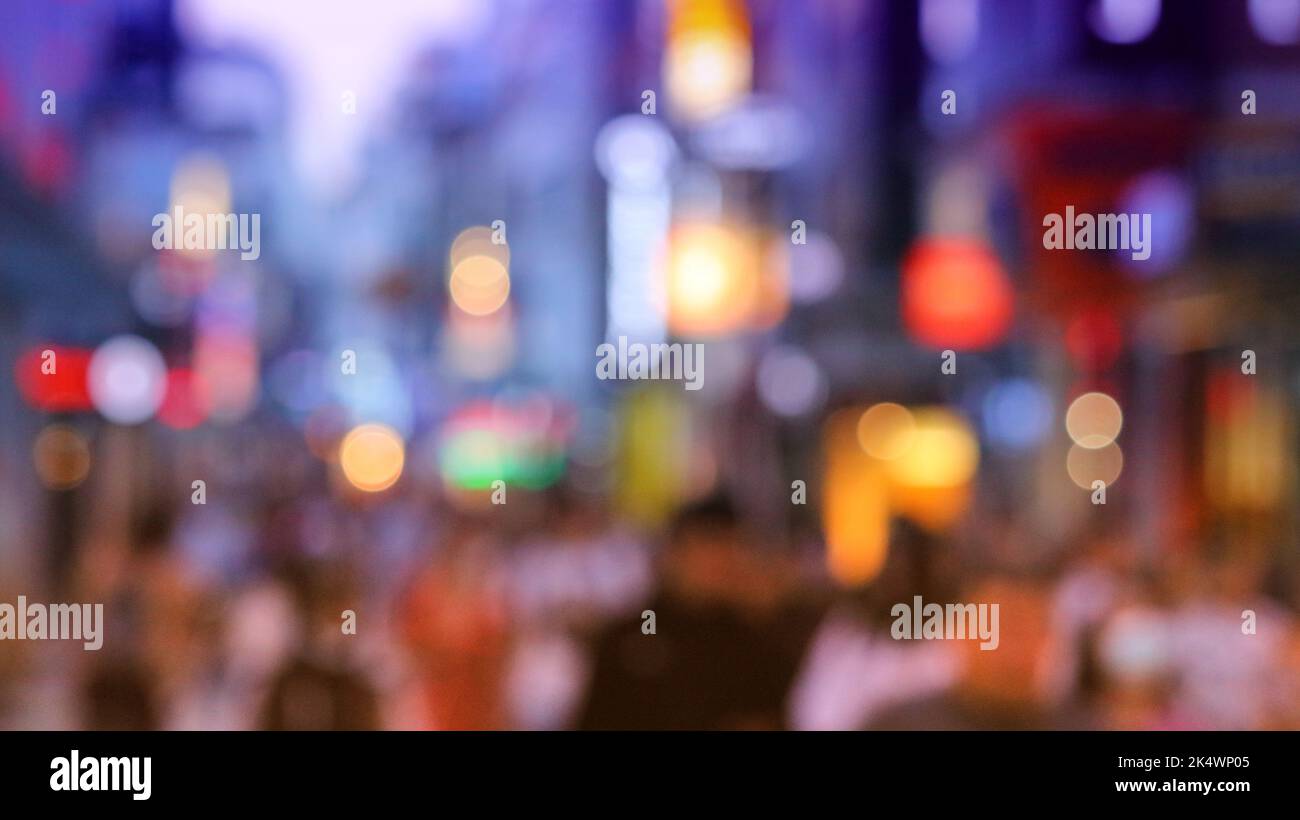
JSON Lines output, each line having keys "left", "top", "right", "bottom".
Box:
{"left": 447, "top": 225, "right": 510, "bottom": 317}
{"left": 1064, "top": 391, "right": 1124, "bottom": 489}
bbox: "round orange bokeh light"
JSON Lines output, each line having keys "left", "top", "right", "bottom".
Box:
{"left": 663, "top": 222, "right": 788, "bottom": 337}
{"left": 338, "top": 423, "right": 405, "bottom": 493}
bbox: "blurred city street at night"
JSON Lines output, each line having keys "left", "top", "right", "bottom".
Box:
{"left": 2, "top": 0, "right": 1300, "bottom": 733}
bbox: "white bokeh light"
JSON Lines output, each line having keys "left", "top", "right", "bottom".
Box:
{"left": 1249, "top": 0, "right": 1300, "bottom": 45}
{"left": 88, "top": 335, "right": 168, "bottom": 424}
{"left": 920, "top": 0, "right": 980, "bottom": 64}
{"left": 758, "top": 346, "right": 827, "bottom": 418}
{"left": 1089, "top": 0, "right": 1161, "bottom": 44}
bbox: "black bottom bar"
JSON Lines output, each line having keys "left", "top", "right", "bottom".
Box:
{"left": 4, "top": 730, "right": 1281, "bottom": 807}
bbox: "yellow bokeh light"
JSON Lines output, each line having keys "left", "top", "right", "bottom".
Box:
{"left": 825, "top": 463, "right": 890, "bottom": 586}
{"left": 666, "top": 224, "right": 751, "bottom": 334}
{"left": 823, "top": 404, "right": 980, "bottom": 576}
{"left": 449, "top": 255, "right": 510, "bottom": 316}
{"left": 885, "top": 408, "right": 979, "bottom": 489}
{"left": 664, "top": 35, "right": 751, "bottom": 120}
{"left": 881, "top": 408, "right": 978, "bottom": 532}
{"left": 1065, "top": 391, "right": 1123, "bottom": 449}
{"left": 664, "top": 0, "right": 752, "bottom": 121}
{"left": 663, "top": 222, "right": 786, "bottom": 336}
{"left": 857, "top": 402, "right": 916, "bottom": 460}
{"left": 615, "top": 386, "right": 689, "bottom": 527}
{"left": 33, "top": 424, "right": 91, "bottom": 490}
{"left": 677, "top": 246, "right": 729, "bottom": 304}
{"left": 339, "top": 423, "right": 405, "bottom": 492}
{"left": 1067, "top": 441, "right": 1124, "bottom": 489}
{"left": 822, "top": 408, "right": 890, "bottom": 586}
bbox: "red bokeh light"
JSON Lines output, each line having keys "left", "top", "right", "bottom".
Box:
{"left": 14, "top": 345, "right": 93, "bottom": 412}
{"left": 901, "top": 239, "right": 1014, "bottom": 351}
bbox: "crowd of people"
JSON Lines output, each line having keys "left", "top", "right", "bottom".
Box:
{"left": 2, "top": 473, "right": 1294, "bottom": 732}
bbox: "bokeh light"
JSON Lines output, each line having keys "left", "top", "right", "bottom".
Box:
{"left": 15, "top": 346, "right": 93, "bottom": 413}
{"left": 757, "top": 346, "right": 826, "bottom": 418}
{"left": 885, "top": 408, "right": 979, "bottom": 532}
{"left": 595, "top": 115, "right": 677, "bottom": 190}
{"left": 1065, "top": 391, "right": 1123, "bottom": 449}
{"left": 787, "top": 231, "right": 844, "bottom": 304}
{"left": 448, "top": 225, "right": 511, "bottom": 317}
{"left": 1089, "top": 0, "right": 1161, "bottom": 44}
{"left": 439, "top": 401, "right": 568, "bottom": 496}
{"left": 439, "top": 427, "right": 506, "bottom": 492}
{"left": 449, "top": 254, "right": 511, "bottom": 316}
{"left": 1119, "top": 170, "right": 1193, "bottom": 276}
{"left": 982, "top": 378, "right": 1053, "bottom": 451}
{"left": 856, "top": 402, "right": 916, "bottom": 460}
{"left": 662, "top": 222, "right": 787, "bottom": 336}
{"left": 338, "top": 423, "right": 406, "bottom": 492}
{"left": 87, "top": 335, "right": 168, "bottom": 424}
{"left": 450, "top": 224, "right": 511, "bottom": 270}
{"left": 901, "top": 238, "right": 1014, "bottom": 350}
{"left": 32, "top": 424, "right": 91, "bottom": 490}
{"left": 920, "top": 0, "right": 979, "bottom": 64}
{"left": 885, "top": 407, "right": 979, "bottom": 490}
{"left": 822, "top": 408, "right": 890, "bottom": 587}
{"left": 825, "top": 466, "right": 889, "bottom": 587}
{"left": 665, "top": 222, "right": 752, "bottom": 335}
{"left": 615, "top": 388, "right": 688, "bottom": 527}
{"left": 1250, "top": 0, "right": 1300, "bottom": 45}
{"left": 1067, "top": 440, "right": 1124, "bottom": 489}
{"left": 664, "top": 0, "right": 752, "bottom": 122}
